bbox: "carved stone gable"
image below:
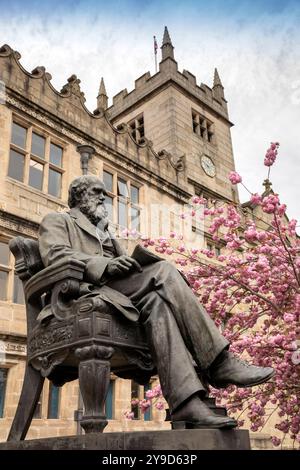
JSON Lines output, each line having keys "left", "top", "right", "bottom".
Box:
{"left": 61, "top": 74, "right": 86, "bottom": 102}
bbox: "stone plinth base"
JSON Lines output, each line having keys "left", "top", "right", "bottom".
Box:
{"left": 0, "top": 429, "right": 250, "bottom": 450}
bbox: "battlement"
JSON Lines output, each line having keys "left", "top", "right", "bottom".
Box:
{"left": 108, "top": 55, "right": 229, "bottom": 123}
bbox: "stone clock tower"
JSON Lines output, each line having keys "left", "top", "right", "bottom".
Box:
{"left": 108, "top": 26, "right": 239, "bottom": 205}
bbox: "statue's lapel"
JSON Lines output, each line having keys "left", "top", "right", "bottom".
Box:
{"left": 109, "top": 231, "right": 126, "bottom": 256}
{"left": 69, "top": 207, "right": 99, "bottom": 241}
{"left": 69, "top": 207, "right": 127, "bottom": 255}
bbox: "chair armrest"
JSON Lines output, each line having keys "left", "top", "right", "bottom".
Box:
{"left": 25, "top": 259, "right": 85, "bottom": 302}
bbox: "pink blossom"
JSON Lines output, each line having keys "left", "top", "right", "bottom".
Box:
{"left": 131, "top": 398, "right": 140, "bottom": 406}
{"left": 244, "top": 225, "right": 258, "bottom": 242}
{"left": 152, "top": 384, "right": 162, "bottom": 396}
{"left": 271, "top": 436, "right": 281, "bottom": 446}
{"left": 155, "top": 402, "right": 165, "bottom": 411}
{"left": 124, "top": 411, "right": 134, "bottom": 420}
{"left": 288, "top": 219, "right": 297, "bottom": 235}
{"left": 278, "top": 204, "right": 287, "bottom": 216}
{"left": 250, "top": 193, "right": 262, "bottom": 205}
{"left": 261, "top": 194, "right": 280, "bottom": 214}
{"left": 145, "top": 390, "right": 155, "bottom": 399}
{"left": 264, "top": 142, "right": 280, "bottom": 167}
{"left": 283, "top": 313, "right": 294, "bottom": 323}
{"left": 291, "top": 350, "right": 300, "bottom": 365}
{"left": 139, "top": 399, "right": 151, "bottom": 413}
{"left": 229, "top": 171, "right": 242, "bottom": 184}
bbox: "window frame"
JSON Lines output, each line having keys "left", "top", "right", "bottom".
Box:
{"left": 192, "top": 110, "right": 215, "bottom": 144}
{"left": 128, "top": 114, "right": 145, "bottom": 144}
{"left": 7, "top": 117, "right": 65, "bottom": 199}
{"left": 0, "top": 238, "right": 25, "bottom": 305}
{"left": 0, "top": 368, "right": 8, "bottom": 418}
{"left": 105, "top": 379, "right": 115, "bottom": 420}
{"left": 47, "top": 382, "right": 61, "bottom": 419}
{"left": 130, "top": 380, "right": 153, "bottom": 422}
{"left": 0, "top": 239, "right": 11, "bottom": 301}
{"left": 102, "top": 168, "right": 142, "bottom": 234}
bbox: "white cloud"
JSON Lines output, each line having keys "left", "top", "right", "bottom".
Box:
{"left": 0, "top": 6, "right": 299, "bottom": 220}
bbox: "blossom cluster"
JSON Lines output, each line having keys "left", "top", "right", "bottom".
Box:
{"left": 264, "top": 142, "right": 280, "bottom": 167}
{"left": 124, "top": 384, "right": 165, "bottom": 420}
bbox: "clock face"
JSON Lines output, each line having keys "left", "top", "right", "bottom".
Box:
{"left": 201, "top": 155, "right": 216, "bottom": 177}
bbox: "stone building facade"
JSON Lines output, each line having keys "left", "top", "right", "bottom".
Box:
{"left": 0, "top": 27, "right": 274, "bottom": 447}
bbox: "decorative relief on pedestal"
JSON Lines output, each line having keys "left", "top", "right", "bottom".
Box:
{"left": 31, "top": 349, "right": 69, "bottom": 377}
{"left": 78, "top": 318, "right": 92, "bottom": 338}
{"left": 95, "top": 318, "right": 111, "bottom": 337}
{"left": 77, "top": 301, "right": 94, "bottom": 313}
{"left": 114, "top": 321, "right": 137, "bottom": 342}
{"left": 51, "top": 278, "right": 80, "bottom": 321}
{"left": 28, "top": 324, "right": 74, "bottom": 355}
{"left": 75, "top": 345, "right": 114, "bottom": 361}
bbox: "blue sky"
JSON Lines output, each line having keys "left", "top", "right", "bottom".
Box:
{"left": 0, "top": 0, "right": 300, "bottom": 220}
{"left": 0, "top": 0, "right": 297, "bottom": 17}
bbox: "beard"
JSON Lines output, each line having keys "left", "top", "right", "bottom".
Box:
{"left": 79, "top": 197, "right": 109, "bottom": 228}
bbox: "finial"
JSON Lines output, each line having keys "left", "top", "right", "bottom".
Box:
{"left": 213, "top": 68, "right": 223, "bottom": 88}
{"left": 97, "top": 77, "right": 108, "bottom": 110}
{"left": 99, "top": 77, "right": 107, "bottom": 96}
{"left": 162, "top": 26, "right": 172, "bottom": 45}
{"left": 263, "top": 178, "right": 272, "bottom": 194}
{"left": 161, "top": 26, "right": 174, "bottom": 61}
{"left": 212, "top": 68, "right": 224, "bottom": 102}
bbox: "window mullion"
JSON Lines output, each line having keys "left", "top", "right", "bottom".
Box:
{"left": 24, "top": 127, "right": 32, "bottom": 185}
{"left": 43, "top": 136, "right": 50, "bottom": 193}
{"left": 6, "top": 265, "right": 13, "bottom": 303}
{"left": 127, "top": 181, "right": 131, "bottom": 230}
{"left": 112, "top": 172, "right": 117, "bottom": 225}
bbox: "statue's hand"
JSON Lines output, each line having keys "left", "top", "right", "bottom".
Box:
{"left": 105, "top": 255, "right": 142, "bottom": 277}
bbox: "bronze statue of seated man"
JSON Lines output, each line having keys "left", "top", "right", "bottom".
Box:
{"left": 39, "top": 175, "right": 274, "bottom": 430}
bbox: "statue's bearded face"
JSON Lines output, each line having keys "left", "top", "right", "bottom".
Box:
{"left": 78, "top": 182, "right": 109, "bottom": 227}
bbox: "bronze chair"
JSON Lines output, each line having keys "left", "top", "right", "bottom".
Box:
{"left": 7, "top": 236, "right": 155, "bottom": 440}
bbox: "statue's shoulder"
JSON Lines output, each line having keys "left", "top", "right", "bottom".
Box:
{"left": 40, "top": 210, "right": 71, "bottom": 227}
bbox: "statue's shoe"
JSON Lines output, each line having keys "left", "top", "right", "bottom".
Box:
{"left": 208, "top": 351, "right": 275, "bottom": 389}
{"left": 171, "top": 395, "right": 237, "bottom": 430}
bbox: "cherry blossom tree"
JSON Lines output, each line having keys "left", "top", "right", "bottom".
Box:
{"left": 125, "top": 143, "right": 300, "bottom": 448}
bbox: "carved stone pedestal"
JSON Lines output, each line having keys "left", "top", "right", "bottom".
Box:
{"left": 0, "top": 429, "right": 251, "bottom": 450}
